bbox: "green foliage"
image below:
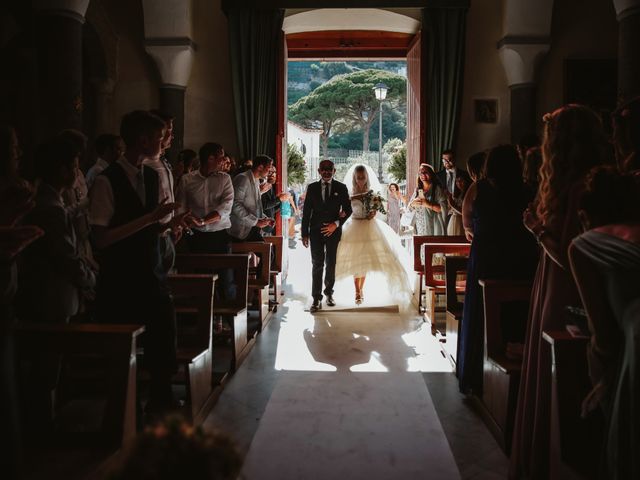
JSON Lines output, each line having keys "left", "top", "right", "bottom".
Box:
{"left": 288, "top": 69, "right": 407, "bottom": 154}
{"left": 288, "top": 88, "right": 307, "bottom": 105}
{"left": 287, "top": 60, "right": 406, "bottom": 104}
{"left": 383, "top": 138, "right": 404, "bottom": 155}
{"left": 287, "top": 143, "right": 306, "bottom": 185}
{"left": 387, "top": 143, "right": 407, "bottom": 182}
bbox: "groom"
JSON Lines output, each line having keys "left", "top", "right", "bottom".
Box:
{"left": 302, "top": 159, "right": 352, "bottom": 312}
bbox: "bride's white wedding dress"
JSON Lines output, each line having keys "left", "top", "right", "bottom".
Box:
{"left": 335, "top": 197, "right": 414, "bottom": 307}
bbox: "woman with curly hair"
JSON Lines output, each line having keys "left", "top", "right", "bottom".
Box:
{"left": 509, "top": 105, "right": 611, "bottom": 479}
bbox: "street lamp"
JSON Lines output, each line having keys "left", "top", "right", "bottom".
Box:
{"left": 373, "top": 82, "right": 388, "bottom": 182}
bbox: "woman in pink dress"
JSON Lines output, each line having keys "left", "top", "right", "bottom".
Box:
{"left": 509, "top": 105, "right": 611, "bottom": 479}
{"left": 386, "top": 183, "right": 406, "bottom": 234}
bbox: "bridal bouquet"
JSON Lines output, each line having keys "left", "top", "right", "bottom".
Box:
{"left": 363, "top": 190, "right": 387, "bottom": 215}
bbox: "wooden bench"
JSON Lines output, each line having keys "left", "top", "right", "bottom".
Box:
{"left": 231, "top": 242, "right": 273, "bottom": 331}
{"left": 15, "top": 323, "right": 144, "bottom": 448}
{"left": 443, "top": 255, "right": 468, "bottom": 364}
{"left": 412, "top": 235, "right": 467, "bottom": 315}
{"left": 478, "top": 279, "right": 531, "bottom": 453}
{"left": 174, "top": 254, "right": 251, "bottom": 371}
{"left": 543, "top": 331, "right": 604, "bottom": 480}
{"left": 422, "top": 239, "right": 470, "bottom": 335}
{"left": 263, "top": 235, "right": 283, "bottom": 312}
{"left": 167, "top": 274, "right": 218, "bottom": 424}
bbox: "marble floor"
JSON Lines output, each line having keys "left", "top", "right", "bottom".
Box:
{"left": 203, "top": 240, "right": 508, "bottom": 479}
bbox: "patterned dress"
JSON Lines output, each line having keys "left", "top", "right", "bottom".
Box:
{"left": 386, "top": 193, "right": 403, "bottom": 234}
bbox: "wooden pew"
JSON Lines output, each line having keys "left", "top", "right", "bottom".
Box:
{"left": 231, "top": 242, "right": 272, "bottom": 331}
{"left": 174, "top": 254, "right": 251, "bottom": 371}
{"left": 443, "top": 255, "right": 468, "bottom": 364}
{"left": 15, "top": 323, "right": 144, "bottom": 448}
{"left": 167, "top": 274, "right": 217, "bottom": 424}
{"left": 413, "top": 235, "right": 467, "bottom": 315}
{"left": 263, "top": 235, "right": 283, "bottom": 312}
{"left": 543, "top": 331, "right": 604, "bottom": 480}
{"left": 422, "top": 238, "right": 470, "bottom": 335}
{"left": 478, "top": 279, "right": 531, "bottom": 453}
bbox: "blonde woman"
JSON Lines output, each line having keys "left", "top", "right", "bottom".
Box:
{"left": 335, "top": 164, "right": 412, "bottom": 306}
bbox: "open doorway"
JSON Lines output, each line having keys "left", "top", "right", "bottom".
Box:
{"left": 277, "top": 9, "right": 425, "bottom": 253}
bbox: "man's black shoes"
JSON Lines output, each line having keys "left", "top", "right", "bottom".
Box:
{"left": 310, "top": 300, "right": 322, "bottom": 313}
{"left": 326, "top": 295, "right": 336, "bottom": 307}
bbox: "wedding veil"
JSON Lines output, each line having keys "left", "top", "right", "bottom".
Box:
{"left": 342, "top": 163, "right": 383, "bottom": 195}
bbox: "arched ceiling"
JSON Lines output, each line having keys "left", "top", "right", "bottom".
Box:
{"left": 283, "top": 8, "right": 420, "bottom": 34}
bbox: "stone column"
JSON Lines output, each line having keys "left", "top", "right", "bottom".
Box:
{"left": 510, "top": 84, "right": 537, "bottom": 145}
{"left": 158, "top": 85, "right": 185, "bottom": 159}
{"left": 145, "top": 42, "right": 194, "bottom": 163}
{"left": 91, "top": 78, "right": 116, "bottom": 135}
{"left": 498, "top": 38, "right": 550, "bottom": 143}
{"left": 142, "top": 0, "right": 195, "bottom": 163}
{"left": 614, "top": 0, "right": 640, "bottom": 101}
{"left": 33, "top": 0, "right": 89, "bottom": 139}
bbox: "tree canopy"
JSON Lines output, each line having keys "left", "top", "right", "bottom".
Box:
{"left": 386, "top": 139, "right": 407, "bottom": 182}
{"left": 289, "top": 69, "right": 406, "bottom": 157}
{"left": 287, "top": 143, "right": 306, "bottom": 185}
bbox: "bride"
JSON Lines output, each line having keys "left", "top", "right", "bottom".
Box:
{"left": 335, "top": 164, "right": 413, "bottom": 307}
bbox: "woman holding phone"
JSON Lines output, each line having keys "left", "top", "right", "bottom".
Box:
{"left": 408, "top": 163, "right": 448, "bottom": 236}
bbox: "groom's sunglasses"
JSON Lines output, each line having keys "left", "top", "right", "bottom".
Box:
{"left": 319, "top": 166, "right": 334, "bottom": 172}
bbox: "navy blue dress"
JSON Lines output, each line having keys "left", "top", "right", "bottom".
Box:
{"left": 457, "top": 180, "right": 538, "bottom": 394}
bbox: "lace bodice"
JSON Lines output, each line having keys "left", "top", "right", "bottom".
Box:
{"left": 351, "top": 199, "right": 367, "bottom": 219}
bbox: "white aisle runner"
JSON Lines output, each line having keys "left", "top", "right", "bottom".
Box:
{"left": 240, "top": 312, "right": 460, "bottom": 480}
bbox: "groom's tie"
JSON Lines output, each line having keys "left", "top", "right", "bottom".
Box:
{"left": 323, "top": 181, "right": 330, "bottom": 204}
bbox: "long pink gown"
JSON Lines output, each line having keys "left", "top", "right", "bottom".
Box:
{"left": 509, "top": 182, "right": 584, "bottom": 479}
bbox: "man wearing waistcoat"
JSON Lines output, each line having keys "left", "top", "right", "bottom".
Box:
{"left": 89, "top": 110, "right": 179, "bottom": 414}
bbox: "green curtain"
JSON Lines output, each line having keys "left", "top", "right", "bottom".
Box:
{"left": 424, "top": 7, "right": 468, "bottom": 170}
{"left": 227, "top": 8, "right": 284, "bottom": 160}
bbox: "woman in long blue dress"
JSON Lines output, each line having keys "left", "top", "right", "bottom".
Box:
{"left": 457, "top": 145, "right": 538, "bottom": 394}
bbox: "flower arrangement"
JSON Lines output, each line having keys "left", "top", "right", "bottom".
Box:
{"left": 363, "top": 190, "right": 387, "bottom": 215}
{"left": 108, "top": 415, "right": 242, "bottom": 479}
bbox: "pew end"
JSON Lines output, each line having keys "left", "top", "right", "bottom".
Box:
{"left": 443, "top": 255, "right": 468, "bottom": 365}
{"left": 422, "top": 239, "right": 470, "bottom": 336}
{"left": 168, "top": 273, "right": 218, "bottom": 424}
{"left": 543, "top": 331, "right": 604, "bottom": 480}
{"left": 174, "top": 254, "right": 251, "bottom": 371}
{"left": 263, "top": 235, "right": 283, "bottom": 312}
{"left": 231, "top": 242, "right": 273, "bottom": 332}
{"left": 15, "top": 323, "right": 145, "bottom": 450}
{"left": 478, "top": 278, "right": 532, "bottom": 454}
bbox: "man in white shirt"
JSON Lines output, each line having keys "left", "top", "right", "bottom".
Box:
{"left": 176, "top": 142, "right": 235, "bottom": 302}
{"left": 175, "top": 142, "right": 234, "bottom": 254}
{"left": 85, "top": 134, "right": 124, "bottom": 190}
{"left": 144, "top": 110, "right": 182, "bottom": 273}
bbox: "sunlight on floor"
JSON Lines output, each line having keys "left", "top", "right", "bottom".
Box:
{"left": 273, "top": 242, "right": 453, "bottom": 373}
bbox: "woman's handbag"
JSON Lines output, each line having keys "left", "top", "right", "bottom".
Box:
{"left": 400, "top": 208, "right": 415, "bottom": 228}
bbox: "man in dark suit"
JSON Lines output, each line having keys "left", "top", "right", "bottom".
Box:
{"left": 301, "top": 159, "right": 352, "bottom": 312}
{"left": 436, "top": 149, "right": 471, "bottom": 230}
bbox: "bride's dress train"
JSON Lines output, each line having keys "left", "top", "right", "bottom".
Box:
{"left": 335, "top": 199, "right": 414, "bottom": 308}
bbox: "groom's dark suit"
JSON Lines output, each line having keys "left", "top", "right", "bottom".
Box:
{"left": 301, "top": 179, "right": 352, "bottom": 302}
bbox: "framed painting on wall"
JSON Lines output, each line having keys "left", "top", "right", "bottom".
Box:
{"left": 474, "top": 98, "right": 498, "bottom": 124}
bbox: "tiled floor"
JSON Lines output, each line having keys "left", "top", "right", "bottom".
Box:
{"left": 203, "top": 242, "right": 508, "bottom": 479}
